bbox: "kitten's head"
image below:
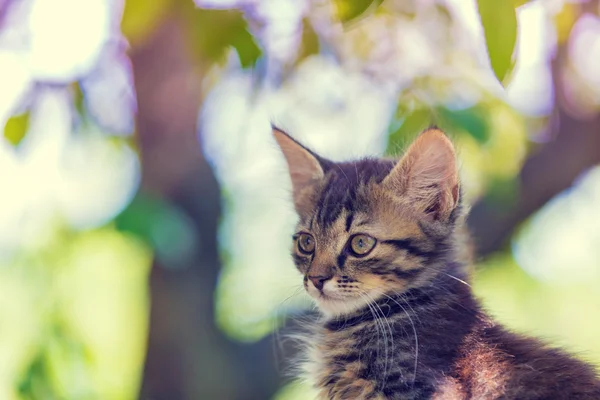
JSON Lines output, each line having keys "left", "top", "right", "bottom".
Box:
{"left": 274, "top": 126, "right": 463, "bottom": 316}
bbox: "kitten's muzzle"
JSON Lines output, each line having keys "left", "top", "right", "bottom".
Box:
{"left": 308, "top": 274, "right": 333, "bottom": 290}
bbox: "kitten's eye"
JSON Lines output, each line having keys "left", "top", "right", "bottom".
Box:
{"left": 297, "top": 233, "right": 315, "bottom": 254}
{"left": 349, "top": 234, "right": 376, "bottom": 256}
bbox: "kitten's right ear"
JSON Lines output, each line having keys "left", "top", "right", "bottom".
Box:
{"left": 382, "top": 128, "right": 459, "bottom": 221}
{"left": 272, "top": 127, "right": 325, "bottom": 212}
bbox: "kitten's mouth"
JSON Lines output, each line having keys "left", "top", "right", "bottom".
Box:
{"left": 309, "top": 289, "right": 369, "bottom": 316}
{"left": 305, "top": 287, "right": 333, "bottom": 300}
{"left": 318, "top": 292, "right": 335, "bottom": 300}
{"left": 313, "top": 290, "right": 352, "bottom": 302}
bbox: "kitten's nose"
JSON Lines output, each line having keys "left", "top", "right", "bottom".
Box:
{"left": 308, "top": 274, "right": 333, "bottom": 290}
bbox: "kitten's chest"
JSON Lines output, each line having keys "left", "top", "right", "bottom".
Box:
{"left": 303, "top": 337, "right": 383, "bottom": 400}
{"left": 303, "top": 324, "right": 431, "bottom": 400}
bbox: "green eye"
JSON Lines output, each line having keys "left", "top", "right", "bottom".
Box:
{"left": 297, "top": 233, "right": 315, "bottom": 254}
{"left": 349, "top": 234, "right": 376, "bottom": 256}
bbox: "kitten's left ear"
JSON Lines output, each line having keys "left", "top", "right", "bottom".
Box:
{"left": 272, "top": 127, "right": 325, "bottom": 213}
{"left": 382, "top": 128, "right": 460, "bottom": 221}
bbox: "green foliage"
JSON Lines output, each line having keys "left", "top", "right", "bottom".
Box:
{"left": 1, "top": 227, "right": 151, "bottom": 400}
{"left": 71, "top": 82, "right": 85, "bottom": 117}
{"left": 477, "top": 0, "right": 518, "bottom": 84}
{"left": 181, "top": 4, "right": 262, "bottom": 69}
{"left": 18, "top": 323, "right": 96, "bottom": 400}
{"left": 386, "top": 105, "right": 490, "bottom": 155}
{"left": 485, "top": 176, "right": 520, "bottom": 210}
{"left": 474, "top": 255, "right": 600, "bottom": 365}
{"left": 334, "top": 0, "right": 383, "bottom": 24}
{"left": 554, "top": 2, "right": 578, "bottom": 44}
{"left": 123, "top": 0, "right": 262, "bottom": 69}
{"left": 18, "top": 351, "right": 54, "bottom": 400}
{"left": 437, "top": 106, "right": 490, "bottom": 144}
{"left": 513, "top": 0, "right": 533, "bottom": 7}
{"left": 386, "top": 108, "right": 432, "bottom": 155}
{"left": 297, "top": 18, "right": 320, "bottom": 64}
{"left": 115, "top": 193, "right": 196, "bottom": 269}
{"left": 3, "top": 113, "right": 29, "bottom": 146}
{"left": 121, "top": 0, "right": 173, "bottom": 46}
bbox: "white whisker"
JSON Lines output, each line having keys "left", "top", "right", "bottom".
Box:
{"left": 272, "top": 285, "right": 305, "bottom": 372}
{"left": 361, "top": 290, "right": 395, "bottom": 385}
{"left": 368, "top": 288, "right": 420, "bottom": 388}
{"left": 443, "top": 272, "right": 471, "bottom": 287}
{"left": 357, "top": 291, "right": 388, "bottom": 378}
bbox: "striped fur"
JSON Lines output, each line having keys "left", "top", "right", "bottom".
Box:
{"left": 273, "top": 127, "right": 600, "bottom": 399}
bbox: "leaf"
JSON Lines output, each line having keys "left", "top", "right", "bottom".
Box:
{"left": 72, "top": 82, "right": 85, "bottom": 117}
{"left": 3, "top": 112, "right": 29, "bottom": 146}
{"left": 484, "top": 176, "right": 519, "bottom": 210}
{"left": 385, "top": 108, "right": 433, "bottom": 156}
{"left": 513, "top": 0, "right": 532, "bottom": 6}
{"left": 553, "top": 2, "right": 578, "bottom": 44}
{"left": 18, "top": 349, "right": 55, "bottom": 400}
{"left": 335, "top": 0, "right": 383, "bottom": 24}
{"left": 436, "top": 106, "right": 490, "bottom": 144}
{"left": 115, "top": 193, "right": 197, "bottom": 269}
{"left": 296, "top": 18, "right": 320, "bottom": 64}
{"left": 230, "top": 25, "right": 262, "bottom": 68}
{"left": 121, "top": 0, "right": 173, "bottom": 47}
{"left": 477, "top": 0, "right": 518, "bottom": 84}
{"left": 182, "top": 6, "right": 262, "bottom": 69}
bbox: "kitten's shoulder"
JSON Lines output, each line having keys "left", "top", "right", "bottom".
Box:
{"left": 453, "top": 320, "right": 600, "bottom": 399}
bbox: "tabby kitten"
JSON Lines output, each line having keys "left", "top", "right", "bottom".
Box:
{"left": 273, "top": 126, "right": 600, "bottom": 400}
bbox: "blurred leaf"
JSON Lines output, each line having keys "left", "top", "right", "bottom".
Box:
{"left": 554, "top": 2, "right": 578, "bottom": 44}
{"left": 121, "top": 0, "right": 172, "bottom": 46}
{"left": 513, "top": 0, "right": 532, "bottom": 6}
{"left": 296, "top": 18, "right": 320, "bottom": 64}
{"left": 115, "top": 194, "right": 170, "bottom": 241}
{"left": 436, "top": 106, "right": 490, "bottom": 144}
{"left": 386, "top": 104, "right": 490, "bottom": 156}
{"left": 386, "top": 108, "right": 433, "bottom": 156}
{"left": 485, "top": 176, "right": 519, "bottom": 210}
{"left": 45, "top": 325, "right": 95, "bottom": 399}
{"left": 273, "top": 380, "right": 319, "bottom": 400}
{"left": 54, "top": 230, "right": 151, "bottom": 399}
{"left": 477, "top": 0, "right": 517, "bottom": 84}
{"left": 434, "top": 3, "right": 452, "bottom": 22}
{"left": 71, "top": 82, "right": 85, "bottom": 117}
{"left": 3, "top": 112, "right": 29, "bottom": 145}
{"left": 232, "top": 30, "right": 262, "bottom": 68}
{"left": 335, "top": 0, "right": 383, "bottom": 24}
{"left": 115, "top": 192, "right": 197, "bottom": 268}
{"left": 183, "top": 6, "right": 262, "bottom": 68}
{"left": 18, "top": 350, "right": 55, "bottom": 400}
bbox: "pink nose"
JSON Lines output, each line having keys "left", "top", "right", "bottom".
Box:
{"left": 308, "top": 274, "right": 332, "bottom": 290}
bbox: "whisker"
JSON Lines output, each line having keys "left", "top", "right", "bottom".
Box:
{"left": 358, "top": 287, "right": 419, "bottom": 386}
{"left": 335, "top": 163, "right": 351, "bottom": 184}
{"left": 420, "top": 263, "right": 472, "bottom": 289}
{"left": 361, "top": 290, "right": 394, "bottom": 386}
{"left": 357, "top": 291, "right": 387, "bottom": 375}
{"left": 442, "top": 272, "right": 471, "bottom": 288}
{"left": 272, "top": 285, "right": 305, "bottom": 372}
{"left": 366, "top": 288, "right": 420, "bottom": 388}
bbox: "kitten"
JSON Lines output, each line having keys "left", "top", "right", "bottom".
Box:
{"left": 273, "top": 126, "right": 600, "bottom": 400}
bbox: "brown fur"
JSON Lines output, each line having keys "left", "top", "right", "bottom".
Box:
{"left": 274, "top": 127, "right": 600, "bottom": 399}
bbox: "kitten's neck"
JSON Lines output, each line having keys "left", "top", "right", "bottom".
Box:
{"left": 324, "top": 265, "right": 480, "bottom": 332}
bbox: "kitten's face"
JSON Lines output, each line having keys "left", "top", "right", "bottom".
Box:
{"left": 274, "top": 128, "right": 460, "bottom": 316}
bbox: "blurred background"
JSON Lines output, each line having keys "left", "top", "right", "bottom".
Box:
{"left": 1, "top": 0, "right": 600, "bottom": 399}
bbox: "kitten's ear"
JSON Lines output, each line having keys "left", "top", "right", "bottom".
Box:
{"left": 382, "top": 128, "right": 459, "bottom": 221}
{"left": 273, "top": 127, "right": 325, "bottom": 212}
